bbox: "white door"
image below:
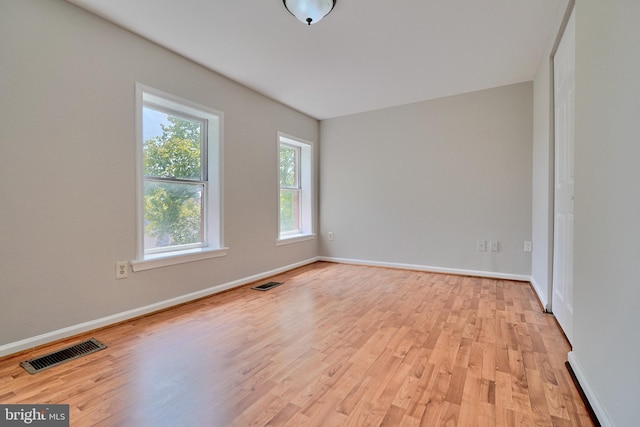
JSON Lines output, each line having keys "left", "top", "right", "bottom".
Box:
{"left": 552, "top": 9, "right": 575, "bottom": 343}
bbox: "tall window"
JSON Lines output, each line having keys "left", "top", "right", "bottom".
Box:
{"left": 278, "top": 133, "right": 314, "bottom": 242}
{"left": 279, "top": 143, "right": 301, "bottom": 235}
{"left": 143, "top": 106, "right": 206, "bottom": 252}
{"left": 134, "top": 85, "right": 224, "bottom": 269}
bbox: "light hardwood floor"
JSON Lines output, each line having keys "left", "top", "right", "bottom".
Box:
{"left": 0, "top": 262, "right": 593, "bottom": 426}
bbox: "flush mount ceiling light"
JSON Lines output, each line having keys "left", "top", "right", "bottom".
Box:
{"left": 283, "top": 0, "right": 336, "bottom": 25}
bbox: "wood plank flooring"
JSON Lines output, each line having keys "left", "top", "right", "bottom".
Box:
{"left": 0, "top": 262, "right": 594, "bottom": 426}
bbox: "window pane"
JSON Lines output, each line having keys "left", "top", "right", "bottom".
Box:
{"left": 279, "top": 145, "right": 299, "bottom": 188}
{"left": 143, "top": 107, "right": 202, "bottom": 180}
{"left": 144, "top": 181, "right": 204, "bottom": 250}
{"left": 280, "top": 188, "right": 301, "bottom": 233}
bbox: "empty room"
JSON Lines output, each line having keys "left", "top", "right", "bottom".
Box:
{"left": 1, "top": 0, "right": 638, "bottom": 426}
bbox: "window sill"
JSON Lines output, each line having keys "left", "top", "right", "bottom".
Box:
{"left": 275, "top": 234, "right": 316, "bottom": 246}
{"left": 131, "top": 247, "right": 228, "bottom": 272}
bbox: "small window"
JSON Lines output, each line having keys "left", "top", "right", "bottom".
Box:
{"left": 278, "top": 133, "right": 314, "bottom": 243}
{"left": 134, "top": 84, "right": 225, "bottom": 270}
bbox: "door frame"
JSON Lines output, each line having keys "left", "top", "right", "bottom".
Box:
{"left": 549, "top": 3, "right": 576, "bottom": 342}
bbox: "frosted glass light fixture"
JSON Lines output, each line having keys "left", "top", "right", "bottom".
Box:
{"left": 283, "top": 0, "right": 336, "bottom": 25}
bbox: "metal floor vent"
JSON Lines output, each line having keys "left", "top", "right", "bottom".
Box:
{"left": 20, "top": 338, "right": 107, "bottom": 374}
{"left": 251, "top": 281, "right": 283, "bottom": 291}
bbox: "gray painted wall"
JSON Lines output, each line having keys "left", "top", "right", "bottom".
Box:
{"left": 319, "top": 83, "right": 533, "bottom": 276}
{"left": 572, "top": 1, "right": 640, "bottom": 425}
{"left": 0, "top": 0, "right": 318, "bottom": 347}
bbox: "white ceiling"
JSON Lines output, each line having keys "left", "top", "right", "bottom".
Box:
{"left": 66, "top": 0, "right": 563, "bottom": 120}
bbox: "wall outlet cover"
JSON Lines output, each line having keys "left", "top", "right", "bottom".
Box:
{"left": 116, "top": 261, "right": 128, "bottom": 279}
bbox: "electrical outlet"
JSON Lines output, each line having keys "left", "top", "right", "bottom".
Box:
{"left": 477, "top": 240, "right": 486, "bottom": 251}
{"left": 328, "top": 232, "right": 334, "bottom": 241}
{"left": 115, "top": 261, "right": 128, "bottom": 279}
{"left": 490, "top": 241, "right": 499, "bottom": 252}
{"left": 524, "top": 241, "right": 532, "bottom": 252}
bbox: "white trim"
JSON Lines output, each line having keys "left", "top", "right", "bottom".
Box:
{"left": 130, "top": 247, "right": 229, "bottom": 272}
{"left": 567, "top": 352, "right": 613, "bottom": 427}
{"left": 1, "top": 256, "right": 534, "bottom": 358}
{"left": 275, "top": 234, "right": 316, "bottom": 246}
{"left": 0, "top": 257, "right": 319, "bottom": 358}
{"left": 135, "top": 84, "right": 145, "bottom": 259}
{"left": 529, "top": 276, "right": 549, "bottom": 310}
{"left": 318, "top": 256, "right": 531, "bottom": 282}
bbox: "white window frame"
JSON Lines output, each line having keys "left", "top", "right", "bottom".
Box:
{"left": 276, "top": 132, "right": 315, "bottom": 245}
{"left": 132, "top": 84, "right": 226, "bottom": 271}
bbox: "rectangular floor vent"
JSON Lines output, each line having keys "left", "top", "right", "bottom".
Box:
{"left": 251, "top": 281, "right": 283, "bottom": 291}
{"left": 20, "top": 338, "right": 107, "bottom": 374}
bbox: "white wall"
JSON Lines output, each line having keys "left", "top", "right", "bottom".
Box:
{"left": 570, "top": 1, "right": 640, "bottom": 425}
{"left": 0, "top": 0, "right": 318, "bottom": 349}
{"left": 320, "top": 83, "right": 533, "bottom": 277}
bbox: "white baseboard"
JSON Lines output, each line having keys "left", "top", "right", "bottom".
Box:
{"left": 0, "top": 257, "right": 320, "bottom": 358}
{"left": 1, "top": 256, "right": 530, "bottom": 358}
{"left": 319, "top": 256, "right": 531, "bottom": 282}
{"left": 529, "top": 276, "right": 550, "bottom": 311}
{"left": 568, "top": 351, "right": 613, "bottom": 427}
